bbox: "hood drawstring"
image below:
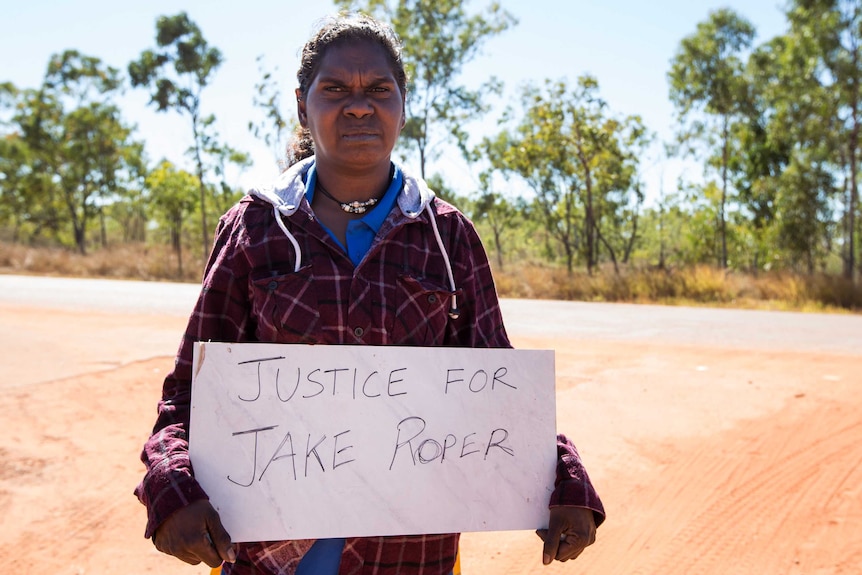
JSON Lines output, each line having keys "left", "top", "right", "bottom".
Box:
{"left": 272, "top": 204, "right": 303, "bottom": 273}
{"left": 426, "top": 203, "right": 460, "bottom": 320}
{"left": 271, "top": 201, "right": 459, "bottom": 319}
{"left": 255, "top": 159, "right": 459, "bottom": 320}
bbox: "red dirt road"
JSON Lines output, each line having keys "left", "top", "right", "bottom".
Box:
{"left": 1, "top": 284, "right": 860, "bottom": 574}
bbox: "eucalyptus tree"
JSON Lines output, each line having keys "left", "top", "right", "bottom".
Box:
{"left": 0, "top": 129, "right": 33, "bottom": 241}
{"left": 249, "top": 55, "right": 290, "bottom": 171}
{"left": 472, "top": 169, "right": 519, "bottom": 270}
{"left": 129, "top": 12, "right": 223, "bottom": 256}
{"left": 786, "top": 0, "right": 862, "bottom": 279}
{"left": 482, "top": 76, "right": 649, "bottom": 275}
{"left": 669, "top": 8, "right": 756, "bottom": 269}
{"left": 7, "top": 51, "right": 141, "bottom": 254}
{"left": 333, "top": 0, "right": 516, "bottom": 178}
{"left": 146, "top": 160, "right": 199, "bottom": 277}
{"left": 0, "top": 83, "right": 63, "bottom": 243}
{"left": 747, "top": 33, "right": 838, "bottom": 272}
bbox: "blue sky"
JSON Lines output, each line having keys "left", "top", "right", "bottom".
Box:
{"left": 3, "top": 0, "right": 788, "bottom": 205}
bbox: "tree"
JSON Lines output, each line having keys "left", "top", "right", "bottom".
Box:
{"left": 249, "top": 55, "right": 290, "bottom": 171}
{"left": 146, "top": 160, "right": 198, "bottom": 277}
{"left": 472, "top": 169, "right": 519, "bottom": 270}
{"left": 129, "top": 12, "right": 223, "bottom": 257}
{"left": 786, "top": 0, "right": 862, "bottom": 280}
{"left": 8, "top": 51, "right": 141, "bottom": 254}
{"left": 483, "top": 77, "right": 649, "bottom": 274}
{"left": 334, "top": 0, "right": 516, "bottom": 178}
{"left": 747, "top": 33, "right": 838, "bottom": 273}
{"left": 669, "top": 8, "right": 756, "bottom": 269}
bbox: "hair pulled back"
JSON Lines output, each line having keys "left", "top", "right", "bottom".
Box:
{"left": 285, "top": 13, "right": 408, "bottom": 167}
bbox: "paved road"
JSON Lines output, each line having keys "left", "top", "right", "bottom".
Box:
{"left": 1, "top": 274, "right": 861, "bottom": 354}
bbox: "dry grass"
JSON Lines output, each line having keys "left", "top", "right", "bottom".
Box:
{"left": 1, "top": 242, "right": 860, "bottom": 313}
{"left": 0, "top": 242, "right": 205, "bottom": 283}
{"left": 492, "top": 263, "right": 862, "bottom": 313}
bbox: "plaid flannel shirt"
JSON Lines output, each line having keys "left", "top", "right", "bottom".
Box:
{"left": 135, "top": 165, "right": 604, "bottom": 574}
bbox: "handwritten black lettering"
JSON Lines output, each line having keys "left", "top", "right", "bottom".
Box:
{"left": 387, "top": 367, "right": 408, "bottom": 397}
{"left": 227, "top": 425, "right": 278, "bottom": 486}
{"left": 460, "top": 432, "right": 480, "bottom": 458}
{"left": 469, "top": 369, "right": 488, "bottom": 392}
{"left": 445, "top": 368, "right": 464, "bottom": 394}
{"left": 305, "top": 434, "right": 327, "bottom": 476}
{"left": 492, "top": 367, "right": 516, "bottom": 390}
{"left": 484, "top": 428, "right": 514, "bottom": 459}
{"left": 332, "top": 430, "right": 355, "bottom": 470}
{"left": 441, "top": 434, "right": 457, "bottom": 462}
{"left": 389, "top": 416, "right": 425, "bottom": 469}
{"left": 259, "top": 429, "right": 297, "bottom": 482}
{"left": 362, "top": 371, "right": 381, "bottom": 398}
{"left": 324, "top": 368, "right": 350, "bottom": 396}
{"left": 303, "top": 369, "right": 325, "bottom": 398}
{"left": 276, "top": 367, "right": 301, "bottom": 402}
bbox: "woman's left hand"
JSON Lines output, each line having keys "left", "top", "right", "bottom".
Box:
{"left": 535, "top": 506, "right": 597, "bottom": 565}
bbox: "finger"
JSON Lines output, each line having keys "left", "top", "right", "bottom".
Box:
{"left": 206, "top": 513, "right": 237, "bottom": 565}
{"left": 541, "top": 524, "right": 565, "bottom": 565}
{"left": 555, "top": 537, "right": 587, "bottom": 562}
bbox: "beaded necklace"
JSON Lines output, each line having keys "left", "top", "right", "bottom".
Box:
{"left": 315, "top": 180, "right": 379, "bottom": 214}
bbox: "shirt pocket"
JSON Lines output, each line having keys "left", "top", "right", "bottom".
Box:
{"left": 389, "top": 274, "right": 453, "bottom": 346}
{"left": 250, "top": 266, "right": 321, "bottom": 343}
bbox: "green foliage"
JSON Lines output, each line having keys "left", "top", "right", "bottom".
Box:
{"left": 129, "top": 12, "right": 225, "bottom": 255}
{"left": 249, "top": 55, "right": 290, "bottom": 170}
{"left": 146, "top": 160, "right": 198, "bottom": 277}
{"left": 481, "top": 76, "right": 651, "bottom": 274}
{"left": 668, "top": 8, "right": 756, "bottom": 269}
{"left": 785, "top": 0, "right": 862, "bottom": 279}
{"left": 0, "top": 52, "right": 143, "bottom": 254}
{"left": 333, "top": 0, "right": 516, "bottom": 177}
{"left": 3, "top": 6, "right": 862, "bottom": 292}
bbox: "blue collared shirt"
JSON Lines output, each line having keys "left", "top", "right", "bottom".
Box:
{"left": 306, "top": 162, "right": 403, "bottom": 266}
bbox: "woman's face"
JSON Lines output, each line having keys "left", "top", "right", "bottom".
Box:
{"left": 297, "top": 38, "right": 406, "bottom": 175}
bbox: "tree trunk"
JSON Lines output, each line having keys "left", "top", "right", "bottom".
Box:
{"left": 846, "top": 27, "right": 859, "bottom": 280}
{"left": 720, "top": 115, "right": 729, "bottom": 269}
{"left": 99, "top": 207, "right": 107, "bottom": 248}
{"left": 490, "top": 218, "right": 504, "bottom": 271}
{"left": 192, "top": 113, "right": 209, "bottom": 259}
{"left": 174, "top": 213, "right": 184, "bottom": 278}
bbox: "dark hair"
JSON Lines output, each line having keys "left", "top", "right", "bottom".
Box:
{"left": 285, "top": 13, "right": 408, "bottom": 167}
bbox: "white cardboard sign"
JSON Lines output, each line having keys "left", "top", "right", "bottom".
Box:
{"left": 190, "top": 342, "right": 556, "bottom": 542}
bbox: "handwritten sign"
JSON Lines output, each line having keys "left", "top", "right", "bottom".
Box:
{"left": 190, "top": 342, "right": 556, "bottom": 542}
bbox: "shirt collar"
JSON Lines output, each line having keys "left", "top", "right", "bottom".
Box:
{"left": 305, "top": 161, "right": 403, "bottom": 234}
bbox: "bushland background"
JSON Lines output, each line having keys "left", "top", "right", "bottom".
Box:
{"left": 2, "top": 1, "right": 862, "bottom": 312}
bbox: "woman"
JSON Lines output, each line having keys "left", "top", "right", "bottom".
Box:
{"left": 135, "top": 13, "right": 604, "bottom": 575}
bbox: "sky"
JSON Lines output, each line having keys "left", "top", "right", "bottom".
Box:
{"left": 3, "top": 0, "right": 789, "bottom": 206}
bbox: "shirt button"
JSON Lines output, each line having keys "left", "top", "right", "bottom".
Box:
{"left": 267, "top": 280, "right": 278, "bottom": 290}
{"left": 354, "top": 327, "right": 364, "bottom": 338}
{"left": 427, "top": 294, "right": 437, "bottom": 303}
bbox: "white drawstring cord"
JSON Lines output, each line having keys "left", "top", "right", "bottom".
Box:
{"left": 272, "top": 205, "right": 303, "bottom": 273}
{"left": 269, "top": 200, "right": 457, "bottom": 318}
{"left": 425, "top": 203, "right": 460, "bottom": 320}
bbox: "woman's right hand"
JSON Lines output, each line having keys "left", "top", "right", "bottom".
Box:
{"left": 152, "top": 499, "right": 236, "bottom": 568}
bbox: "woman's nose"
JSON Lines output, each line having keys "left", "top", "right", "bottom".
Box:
{"left": 344, "top": 91, "right": 374, "bottom": 118}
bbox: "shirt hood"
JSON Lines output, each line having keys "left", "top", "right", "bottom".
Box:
{"left": 247, "top": 157, "right": 435, "bottom": 219}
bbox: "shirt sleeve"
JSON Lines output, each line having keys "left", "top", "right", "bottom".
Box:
{"left": 551, "top": 433, "right": 606, "bottom": 527}
{"left": 134, "top": 205, "right": 255, "bottom": 538}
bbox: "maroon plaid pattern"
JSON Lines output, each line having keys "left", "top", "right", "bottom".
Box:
{"left": 135, "top": 193, "right": 604, "bottom": 574}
